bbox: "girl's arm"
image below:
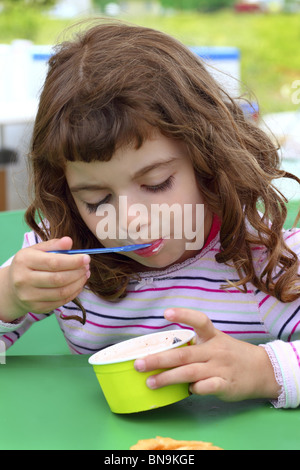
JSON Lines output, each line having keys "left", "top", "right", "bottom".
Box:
{"left": 0, "top": 237, "right": 90, "bottom": 324}
{"left": 0, "top": 265, "right": 28, "bottom": 323}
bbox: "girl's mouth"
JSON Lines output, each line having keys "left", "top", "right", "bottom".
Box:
{"left": 133, "top": 239, "right": 165, "bottom": 258}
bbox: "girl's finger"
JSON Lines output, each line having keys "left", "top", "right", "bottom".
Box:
{"left": 32, "top": 237, "right": 73, "bottom": 252}
{"left": 22, "top": 249, "right": 90, "bottom": 272}
{"left": 20, "top": 272, "right": 88, "bottom": 304}
{"left": 164, "top": 308, "right": 216, "bottom": 342}
{"left": 189, "top": 376, "right": 227, "bottom": 397}
{"left": 29, "top": 266, "right": 90, "bottom": 289}
{"left": 145, "top": 362, "right": 209, "bottom": 390}
{"left": 134, "top": 344, "right": 208, "bottom": 373}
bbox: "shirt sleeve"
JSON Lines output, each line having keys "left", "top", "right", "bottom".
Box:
{"left": 257, "top": 228, "right": 300, "bottom": 408}
{"left": 261, "top": 340, "right": 300, "bottom": 409}
{"left": 0, "top": 231, "right": 52, "bottom": 351}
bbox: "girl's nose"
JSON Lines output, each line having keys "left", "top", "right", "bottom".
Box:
{"left": 117, "top": 195, "right": 150, "bottom": 241}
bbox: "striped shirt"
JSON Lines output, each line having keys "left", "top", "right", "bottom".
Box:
{"left": 1, "top": 221, "right": 300, "bottom": 409}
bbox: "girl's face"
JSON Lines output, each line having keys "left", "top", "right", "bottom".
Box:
{"left": 65, "top": 133, "right": 213, "bottom": 270}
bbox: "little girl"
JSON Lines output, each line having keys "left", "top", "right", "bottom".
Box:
{"left": 0, "top": 21, "right": 299, "bottom": 409}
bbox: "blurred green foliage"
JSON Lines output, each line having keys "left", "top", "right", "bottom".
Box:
{"left": 0, "top": 0, "right": 57, "bottom": 41}
{"left": 0, "top": 4, "right": 300, "bottom": 114}
{"left": 2, "top": 0, "right": 55, "bottom": 7}
{"left": 160, "top": 0, "right": 235, "bottom": 12}
{"left": 126, "top": 10, "right": 300, "bottom": 114}
{"left": 92, "top": 0, "right": 235, "bottom": 12}
{"left": 0, "top": 7, "right": 42, "bottom": 41}
{"left": 0, "top": 1, "right": 71, "bottom": 43}
{"left": 1, "top": 0, "right": 55, "bottom": 10}
{"left": 92, "top": 0, "right": 111, "bottom": 9}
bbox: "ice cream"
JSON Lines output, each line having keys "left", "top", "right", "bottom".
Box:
{"left": 89, "top": 329, "right": 195, "bottom": 365}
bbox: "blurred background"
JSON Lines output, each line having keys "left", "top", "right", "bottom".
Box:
{"left": 0, "top": 0, "right": 299, "bottom": 218}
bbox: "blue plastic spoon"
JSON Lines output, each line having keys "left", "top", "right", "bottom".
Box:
{"left": 49, "top": 244, "right": 152, "bottom": 255}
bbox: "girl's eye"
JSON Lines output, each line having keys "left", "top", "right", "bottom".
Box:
{"left": 84, "top": 176, "right": 175, "bottom": 214}
{"left": 85, "top": 195, "right": 111, "bottom": 214}
{"left": 143, "top": 175, "right": 175, "bottom": 193}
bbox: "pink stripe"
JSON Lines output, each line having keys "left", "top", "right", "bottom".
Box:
{"left": 68, "top": 344, "right": 83, "bottom": 355}
{"left": 3, "top": 335, "right": 14, "bottom": 344}
{"left": 290, "top": 343, "right": 300, "bottom": 368}
{"left": 28, "top": 312, "right": 41, "bottom": 322}
{"left": 61, "top": 315, "right": 193, "bottom": 331}
{"left": 289, "top": 321, "right": 300, "bottom": 342}
{"left": 85, "top": 320, "right": 193, "bottom": 331}
{"left": 128, "top": 285, "right": 253, "bottom": 294}
{"left": 285, "top": 229, "right": 300, "bottom": 242}
{"left": 259, "top": 295, "right": 270, "bottom": 308}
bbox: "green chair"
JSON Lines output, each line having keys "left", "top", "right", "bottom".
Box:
{"left": 0, "top": 210, "right": 70, "bottom": 355}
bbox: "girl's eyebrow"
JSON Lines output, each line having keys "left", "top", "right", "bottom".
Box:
{"left": 132, "top": 156, "right": 179, "bottom": 180}
{"left": 69, "top": 156, "right": 180, "bottom": 193}
{"left": 70, "top": 183, "right": 107, "bottom": 193}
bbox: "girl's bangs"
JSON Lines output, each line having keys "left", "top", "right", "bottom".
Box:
{"left": 59, "top": 100, "right": 156, "bottom": 164}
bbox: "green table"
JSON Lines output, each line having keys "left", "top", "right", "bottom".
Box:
{"left": 1, "top": 355, "right": 300, "bottom": 450}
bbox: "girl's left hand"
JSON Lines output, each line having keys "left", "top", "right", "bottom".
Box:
{"left": 134, "top": 308, "right": 281, "bottom": 402}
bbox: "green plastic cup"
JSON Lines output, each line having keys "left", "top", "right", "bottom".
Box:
{"left": 88, "top": 329, "right": 196, "bottom": 414}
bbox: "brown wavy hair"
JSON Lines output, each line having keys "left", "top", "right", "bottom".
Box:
{"left": 25, "top": 20, "right": 300, "bottom": 324}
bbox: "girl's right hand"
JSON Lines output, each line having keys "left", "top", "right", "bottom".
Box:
{"left": 3, "top": 237, "right": 90, "bottom": 321}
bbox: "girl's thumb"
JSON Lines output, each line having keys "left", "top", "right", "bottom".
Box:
{"left": 33, "top": 237, "right": 73, "bottom": 252}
